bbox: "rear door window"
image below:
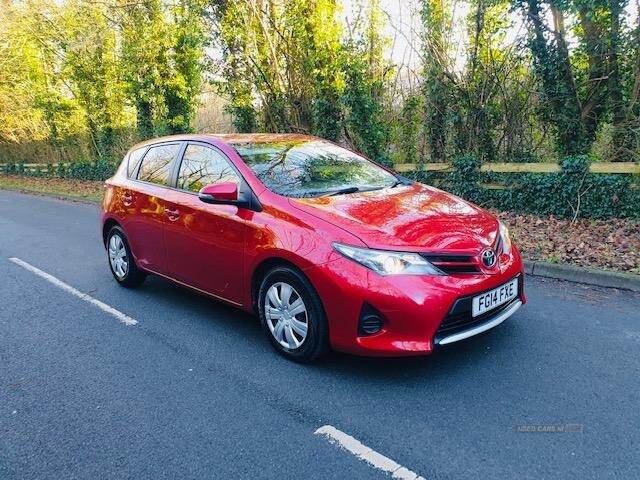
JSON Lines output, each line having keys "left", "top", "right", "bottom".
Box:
{"left": 137, "top": 143, "right": 180, "bottom": 186}
{"left": 176, "top": 144, "right": 240, "bottom": 193}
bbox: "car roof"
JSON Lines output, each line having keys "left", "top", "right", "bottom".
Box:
{"left": 130, "top": 133, "right": 317, "bottom": 151}
{"left": 212, "top": 133, "right": 316, "bottom": 144}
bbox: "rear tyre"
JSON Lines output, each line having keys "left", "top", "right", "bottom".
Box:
{"left": 106, "top": 226, "right": 146, "bottom": 288}
{"left": 258, "top": 266, "right": 329, "bottom": 363}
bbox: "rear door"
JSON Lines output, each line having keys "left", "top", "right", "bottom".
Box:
{"left": 125, "top": 142, "right": 182, "bottom": 274}
{"left": 112, "top": 145, "right": 147, "bottom": 227}
{"left": 164, "top": 142, "right": 246, "bottom": 305}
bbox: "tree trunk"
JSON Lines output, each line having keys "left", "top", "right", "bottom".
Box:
{"left": 609, "top": 0, "right": 632, "bottom": 160}
{"left": 523, "top": 0, "right": 587, "bottom": 155}
{"left": 136, "top": 99, "right": 153, "bottom": 139}
{"left": 421, "top": 0, "right": 449, "bottom": 162}
{"left": 549, "top": 4, "right": 587, "bottom": 155}
{"left": 577, "top": 5, "right": 608, "bottom": 142}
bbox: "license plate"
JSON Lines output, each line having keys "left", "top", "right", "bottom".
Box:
{"left": 472, "top": 278, "right": 519, "bottom": 317}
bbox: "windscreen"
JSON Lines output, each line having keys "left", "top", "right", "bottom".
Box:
{"left": 232, "top": 139, "right": 397, "bottom": 198}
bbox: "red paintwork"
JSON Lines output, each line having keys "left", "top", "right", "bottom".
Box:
{"left": 163, "top": 187, "right": 246, "bottom": 304}
{"left": 293, "top": 182, "right": 499, "bottom": 252}
{"left": 102, "top": 134, "right": 526, "bottom": 356}
{"left": 200, "top": 182, "right": 238, "bottom": 202}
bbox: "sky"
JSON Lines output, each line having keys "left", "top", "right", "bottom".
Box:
{"left": 344, "top": 0, "right": 640, "bottom": 78}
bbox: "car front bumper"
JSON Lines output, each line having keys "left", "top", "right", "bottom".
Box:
{"left": 436, "top": 298, "right": 522, "bottom": 346}
{"left": 305, "top": 247, "right": 526, "bottom": 356}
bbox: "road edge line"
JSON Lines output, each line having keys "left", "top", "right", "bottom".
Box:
{"left": 9, "top": 257, "right": 137, "bottom": 326}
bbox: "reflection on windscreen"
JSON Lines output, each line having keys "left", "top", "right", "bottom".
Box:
{"left": 231, "top": 139, "right": 397, "bottom": 198}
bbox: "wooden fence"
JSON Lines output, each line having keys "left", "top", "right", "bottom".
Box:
{"left": 0, "top": 163, "right": 66, "bottom": 175}
{"left": 394, "top": 162, "right": 640, "bottom": 174}
{"left": 1, "top": 161, "right": 639, "bottom": 176}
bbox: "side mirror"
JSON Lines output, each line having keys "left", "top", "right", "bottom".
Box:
{"left": 198, "top": 182, "right": 238, "bottom": 204}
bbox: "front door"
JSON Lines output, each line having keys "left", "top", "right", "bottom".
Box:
{"left": 164, "top": 143, "right": 246, "bottom": 305}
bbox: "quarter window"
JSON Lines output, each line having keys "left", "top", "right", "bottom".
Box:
{"left": 127, "top": 147, "right": 146, "bottom": 177}
{"left": 137, "top": 144, "right": 180, "bottom": 186}
{"left": 177, "top": 144, "right": 240, "bottom": 193}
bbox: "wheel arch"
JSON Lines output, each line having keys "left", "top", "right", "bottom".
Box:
{"left": 102, "top": 218, "right": 122, "bottom": 247}
{"left": 250, "top": 256, "right": 326, "bottom": 321}
{"left": 251, "top": 257, "right": 299, "bottom": 313}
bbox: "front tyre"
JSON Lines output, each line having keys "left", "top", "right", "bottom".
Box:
{"left": 106, "top": 226, "right": 146, "bottom": 288}
{"left": 258, "top": 266, "right": 329, "bottom": 363}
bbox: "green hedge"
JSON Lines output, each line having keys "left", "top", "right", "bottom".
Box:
{"left": 1, "top": 159, "right": 116, "bottom": 181}
{"left": 2, "top": 154, "right": 639, "bottom": 218}
{"left": 409, "top": 155, "right": 640, "bottom": 219}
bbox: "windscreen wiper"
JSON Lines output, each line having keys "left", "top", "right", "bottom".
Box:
{"left": 325, "top": 186, "right": 360, "bottom": 196}
{"left": 392, "top": 175, "right": 414, "bottom": 187}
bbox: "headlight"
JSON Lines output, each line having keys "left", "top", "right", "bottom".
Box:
{"left": 498, "top": 221, "right": 512, "bottom": 255}
{"left": 333, "top": 243, "right": 443, "bottom": 276}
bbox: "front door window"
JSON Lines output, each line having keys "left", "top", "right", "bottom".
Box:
{"left": 176, "top": 144, "right": 241, "bottom": 192}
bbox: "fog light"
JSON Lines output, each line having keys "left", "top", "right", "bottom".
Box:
{"left": 358, "top": 303, "right": 385, "bottom": 336}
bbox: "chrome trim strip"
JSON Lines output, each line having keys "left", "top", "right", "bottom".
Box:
{"left": 436, "top": 299, "right": 522, "bottom": 346}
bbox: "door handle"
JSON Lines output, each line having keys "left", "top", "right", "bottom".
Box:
{"left": 122, "top": 191, "right": 134, "bottom": 206}
{"left": 164, "top": 208, "right": 180, "bottom": 221}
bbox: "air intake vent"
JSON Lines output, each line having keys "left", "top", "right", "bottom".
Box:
{"left": 358, "top": 303, "right": 385, "bottom": 336}
{"left": 420, "top": 253, "right": 480, "bottom": 274}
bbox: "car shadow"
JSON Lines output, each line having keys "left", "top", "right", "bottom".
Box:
{"left": 310, "top": 324, "right": 518, "bottom": 382}
{"left": 139, "top": 274, "right": 519, "bottom": 384}
{"left": 140, "top": 275, "right": 261, "bottom": 329}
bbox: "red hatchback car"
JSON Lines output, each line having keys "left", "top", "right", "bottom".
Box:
{"left": 102, "top": 134, "right": 525, "bottom": 362}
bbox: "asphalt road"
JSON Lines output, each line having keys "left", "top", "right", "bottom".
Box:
{"left": 1, "top": 189, "right": 639, "bottom": 480}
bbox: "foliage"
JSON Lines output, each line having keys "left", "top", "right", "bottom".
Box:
{"left": 211, "top": 0, "right": 392, "bottom": 163}
{"left": 412, "top": 155, "right": 640, "bottom": 218}
{"left": 164, "top": 0, "right": 207, "bottom": 134}
{"left": 2, "top": 159, "right": 116, "bottom": 181}
{"left": 495, "top": 210, "right": 640, "bottom": 272}
{"left": 512, "top": 0, "right": 640, "bottom": 158}
{"left": 448, "top": 155, "right": 482, "bottom": 199}
{"left": 395, "top": 93, "right": 423, "bottom": 165}
{"left": 0, "top": 0, "right": 207, "bottom": 164}
{"left": 340, "top": 42, "right": 392, "bottom": 165}
{"left": 213, "top": 0, "right": 342, "bottom": 135}
{"left": 119, "top": 0, "right": 207, "bottom": 138}
{"left": 341, "top": 0, "right": 392, "bottom": 164}
{"left": 420, "top": 0, "right": 451, "bottom": 162}
{"left": 57, "top": 2, "right": 129, "bottom": 159}
{"left": 418, "top": 0, "right": 557, "bottom": 163}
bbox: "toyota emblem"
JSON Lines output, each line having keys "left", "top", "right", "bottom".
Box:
{"left": 481, "top": 249, "right": 497, "bottom": 267}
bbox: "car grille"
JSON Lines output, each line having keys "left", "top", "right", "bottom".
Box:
{"left": 420, "top": 253, "right": 480, "bottom": 274}
{"left": 434, "top": 275, "right": 522, "bottom": 343}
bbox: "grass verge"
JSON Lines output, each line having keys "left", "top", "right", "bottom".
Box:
{"left": 0, "top": 174, "right": 104, "bottom": 203}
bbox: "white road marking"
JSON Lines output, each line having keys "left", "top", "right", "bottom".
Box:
{"left": 9, "top": 257, "right": 137, "bottom": 326}
{"left": 314, "top": 425, "right": 425, "bottom": 480}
